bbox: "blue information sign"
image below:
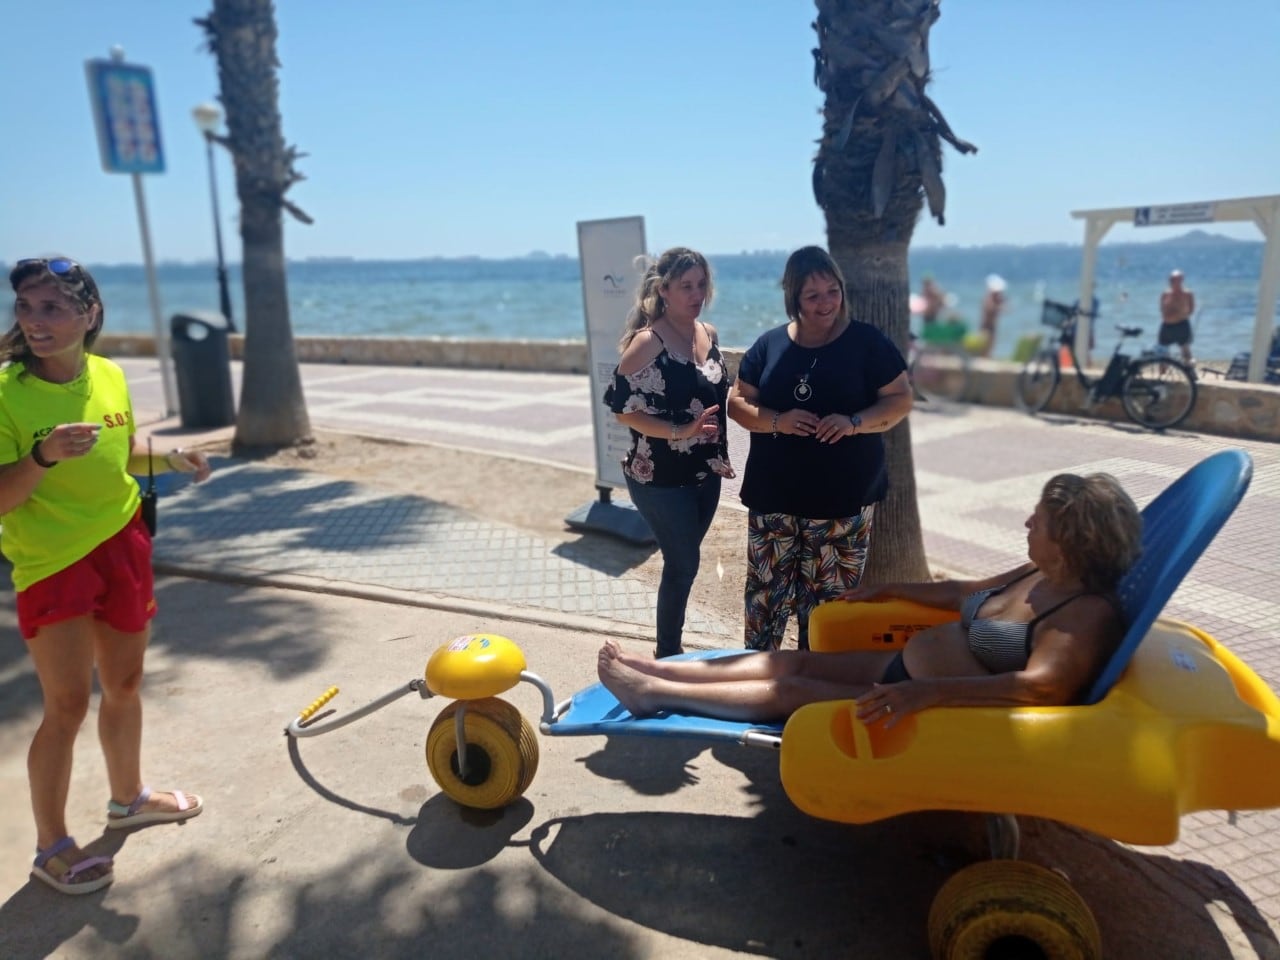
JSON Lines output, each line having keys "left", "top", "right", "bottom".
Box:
{"left": 85, "top": 58, "right": 165, "bottom": 174}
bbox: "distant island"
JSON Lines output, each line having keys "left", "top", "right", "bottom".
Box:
{"left": 1150, "top": 228, "right": 1249, "bottom": 247}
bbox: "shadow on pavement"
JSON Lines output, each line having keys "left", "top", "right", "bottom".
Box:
{"left": 528, "top": 735, "right": 1276, "bottom": 958}
{"left": 550, "top": 534, "right": 657, "bottom": 579}
{"left": 0, "top": 573, "right": 339, "bottom": 744}
{"left": 0, "top": 855, "right": 644, "bottom": 960}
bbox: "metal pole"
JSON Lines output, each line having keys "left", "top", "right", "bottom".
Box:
{"left": 204, "top": 132, "right": 236, "bottom": 331}
{"left": 131, "top": 172, "right": 178, "bottom": 416}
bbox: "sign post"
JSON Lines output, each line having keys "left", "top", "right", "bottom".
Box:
{"left": 564, "top": 216, "right": 653, "bottom": 544}
{"left": 85, "top": 47, "right": 177, "bottom": 416}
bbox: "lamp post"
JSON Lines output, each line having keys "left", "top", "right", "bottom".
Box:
{"left": 191, "top": 101, "right": 235, "bottom": 331}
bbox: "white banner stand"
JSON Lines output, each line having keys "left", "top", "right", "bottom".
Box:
{"left": 564, "top": 216, "right": 655, "bottom": 544}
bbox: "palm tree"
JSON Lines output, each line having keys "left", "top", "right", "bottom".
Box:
{"left": 196, "top": 0, "right": 312, "bottom": 452}
{"left": 811, "top": 0, "right": 976, "bottom": 581}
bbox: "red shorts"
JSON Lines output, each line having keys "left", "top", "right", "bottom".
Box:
{"left": 16, "top": 510, "right": 156, "bottom": 640}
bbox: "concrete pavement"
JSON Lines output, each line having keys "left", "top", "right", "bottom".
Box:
{"left": 0, "top": 354, "right": 1278, "bottom": 958}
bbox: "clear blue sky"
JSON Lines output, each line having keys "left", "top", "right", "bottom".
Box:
{"left": 3, "top": 0, "right": 1276, "bottom": 265}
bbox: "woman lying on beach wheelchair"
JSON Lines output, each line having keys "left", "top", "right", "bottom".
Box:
{"left": 596, "top": 472, "right": 1140, "bottom": 725}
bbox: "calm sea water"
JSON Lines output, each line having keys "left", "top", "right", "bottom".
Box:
{"left": 65, "top": 242, "right": 1277, "bottom": 363}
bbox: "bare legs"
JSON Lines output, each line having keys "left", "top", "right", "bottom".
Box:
{"left": 26, "top": 616, "right": 109, "bottom": 884}
{"left": 597, "top": 640, "right": 894, "bottom": 722}
{"left": 26, "top": 616, "right": 193, "bottom": 887}
{"left": 94, "top": 623, "right": 149, "bottom": 807}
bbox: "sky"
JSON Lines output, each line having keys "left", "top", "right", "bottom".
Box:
{"left": 2, "top": 0, "right": 1277, "bottom": 265}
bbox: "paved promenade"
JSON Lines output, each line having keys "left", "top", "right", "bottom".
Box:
{"left": 1, "top": 355, "right": 1277, "bottom": 958}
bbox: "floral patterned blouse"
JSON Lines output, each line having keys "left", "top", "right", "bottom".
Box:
{"left": 604, "top": 327, "right": 734, "bottom": 487}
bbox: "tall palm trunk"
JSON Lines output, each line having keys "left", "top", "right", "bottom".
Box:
{"left": 812, "top": 0, "right": 975, "bottom": 582}
{"left": 198, "top": 0, "right": 312, "bottom": 451}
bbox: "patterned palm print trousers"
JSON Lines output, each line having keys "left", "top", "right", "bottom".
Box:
{"left": 743, "top": 506, "right": 875, "bottom": 651}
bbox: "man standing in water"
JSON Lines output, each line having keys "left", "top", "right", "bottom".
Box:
{"left": 1159, "top": 269, "right": 1196, "bottom": 364}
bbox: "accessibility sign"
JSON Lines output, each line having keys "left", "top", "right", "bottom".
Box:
{"left": 85, "top": 58, "right": 165, "bottom": 174}
{"left": 1133, "top": 202, "right": 1215, "bottom": 227}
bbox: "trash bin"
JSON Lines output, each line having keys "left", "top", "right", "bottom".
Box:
{"left": 170, "top": 310, "right": 236, "bottom": 428}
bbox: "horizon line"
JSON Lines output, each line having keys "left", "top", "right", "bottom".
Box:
{"left": 7, "top": 229, "right": 1258, "bottom": 270}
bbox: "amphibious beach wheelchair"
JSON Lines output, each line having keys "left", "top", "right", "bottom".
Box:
{"left": 286, "top": 448, "right": 1275, "bottom": 959}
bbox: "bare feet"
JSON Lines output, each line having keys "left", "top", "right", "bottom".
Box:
{"left": 602, "top": 639, "right": 669, "bottom": 678}
{"left": 597, "top": 644, "right": 660, "bottom": 717}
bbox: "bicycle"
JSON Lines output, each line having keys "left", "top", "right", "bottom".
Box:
{"left": 1015, "top": 300, "right": 1198, "bottom": 431}
{"left": 908, "top": 319, "right": 971, "bottom": 404}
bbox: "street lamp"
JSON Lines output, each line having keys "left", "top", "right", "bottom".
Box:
{"left": 191, "top": 101, "right": 235, "bottom": 331}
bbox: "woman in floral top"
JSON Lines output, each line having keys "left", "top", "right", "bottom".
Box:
{"left": 605, "top": 248, "right": 734, "bottom": 658}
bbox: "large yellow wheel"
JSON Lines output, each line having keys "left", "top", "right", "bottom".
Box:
{"left": 426, "top": 698, "right": 539, "bottom": 810}
{"left": 928, "top": 860, "right": 1101, "bottom": 960}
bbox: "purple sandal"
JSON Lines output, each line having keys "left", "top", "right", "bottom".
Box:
{"left": 107, "top": 785, "right": 204, "bottom": 829}
{"left": 32, "top": 836, "right": 114, "bottom": 895}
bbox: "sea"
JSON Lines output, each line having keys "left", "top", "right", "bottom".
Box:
{"left": 46, "top": 237, "right": 1279, "bottom": 364}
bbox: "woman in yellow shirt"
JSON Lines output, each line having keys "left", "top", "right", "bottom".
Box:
{"left": 0, "top": 257, "right": 212, "bottom": 894}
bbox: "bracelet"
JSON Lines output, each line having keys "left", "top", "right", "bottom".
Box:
{"left": 770, "top": 412, "right": 779, "bottom": 438}
{"left": 31, "top": 440, "right": 56, "bottom": 468}
{"left": 669, "top": 423, "right": 680, "bottom": 442}
{"left": 849, "top": 414, "right": 862, "bottom": 432}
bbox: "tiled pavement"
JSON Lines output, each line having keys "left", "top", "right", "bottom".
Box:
{"left": 120, "top": 356, "right": 1280, "bottom": 924}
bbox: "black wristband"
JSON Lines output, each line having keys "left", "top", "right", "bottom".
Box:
{"left": 31, "top": 441, "right": 57, "bottom": 468}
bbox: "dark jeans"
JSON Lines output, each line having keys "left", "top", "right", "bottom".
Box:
{"left": 626, "top": 475, "right": 722, "bottom": 657}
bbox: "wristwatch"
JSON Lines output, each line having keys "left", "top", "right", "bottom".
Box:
{"left": 849, "top": 414, "right": 862, "bottom": 432}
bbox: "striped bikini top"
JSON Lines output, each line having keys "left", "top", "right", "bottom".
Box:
{"left": 960, "top": 569, "right": 1094, "bottom": 675}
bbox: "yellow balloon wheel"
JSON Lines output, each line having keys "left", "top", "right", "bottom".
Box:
{"left": 928, "top": 860, "right": 1101, "bottom": 960}
{"left": 426, "top": 698, "right": 539, "bottom": 810}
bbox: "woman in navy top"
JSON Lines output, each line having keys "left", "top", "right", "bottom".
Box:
{"left": 604, "top": 248, "right": 734, "bottom": 657}
{"left": 728, "top": 246, "right": 912, "bottom": 651}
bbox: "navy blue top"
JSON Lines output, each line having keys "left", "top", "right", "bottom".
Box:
{"left": 736, "top": 321, "right": 906, "bottom": 518}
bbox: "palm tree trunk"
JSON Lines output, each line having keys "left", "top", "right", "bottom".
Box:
{"left": 837, "top": 243, "right": 928, "bottom": 582}
{"left": 812, "top": 0, "right": 975, "bottom": 582}
{"left": 198, "top": 0, "right": 312, "bottom": 451}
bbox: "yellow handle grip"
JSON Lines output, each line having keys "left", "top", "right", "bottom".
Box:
{"left": 297, "top": 686, "right": 339, "bottom": 722}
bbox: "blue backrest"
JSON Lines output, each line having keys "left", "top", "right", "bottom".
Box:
{"left": 1081, "top": 449, "right": 1253, "bottom": 704}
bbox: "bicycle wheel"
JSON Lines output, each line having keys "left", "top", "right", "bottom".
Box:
{"left": 1120, "top": 357, "right": 1197, "bottom": 430}
{"left": 1015, "top": 349, "right": 1060, "bottom": 413}
{"left": 913, "top": 345, "right": 970, "bottom": 404}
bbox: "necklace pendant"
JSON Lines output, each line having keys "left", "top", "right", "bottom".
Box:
{"left": 793, "top": 357, "right": 817, "bottom": 402}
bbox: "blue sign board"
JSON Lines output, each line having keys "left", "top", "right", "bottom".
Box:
{"left": 85, "top": 59, "right": 165, "bottom": 174}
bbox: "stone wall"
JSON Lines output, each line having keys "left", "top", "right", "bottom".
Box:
{"left": 96, "top": 333, "right": 1280, "bottom": 442}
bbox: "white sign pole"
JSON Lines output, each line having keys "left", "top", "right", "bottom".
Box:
{"left": 565, "top": 216, "right": 652, "bottom": 543}
{"left": 131, "top": 173, "right": 177, "bottom": 415}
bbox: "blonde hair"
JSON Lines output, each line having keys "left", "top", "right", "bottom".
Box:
{"left": 618, "top": 247, "right": 713, "bottom": 350}
{"left": 1040, "top": 472, "right": 1143, "bottom": 592}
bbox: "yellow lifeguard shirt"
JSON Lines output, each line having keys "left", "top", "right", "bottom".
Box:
{"left": 0, "top": 355, "right": 141, "bottom": 591}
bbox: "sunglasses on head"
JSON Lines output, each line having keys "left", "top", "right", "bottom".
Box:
{"left": 16, "top": 257, "right": 80, "bottom": 277}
